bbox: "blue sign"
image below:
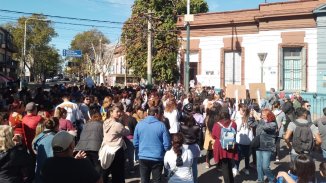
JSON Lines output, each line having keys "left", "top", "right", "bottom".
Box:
{"left": 63, "top": 49, "right": 82, "bottom": 57}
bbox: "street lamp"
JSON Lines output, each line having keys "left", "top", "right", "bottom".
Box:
{"left": 21, "top": 17, "right": 49, "bottom": 89}
{"left": 257, "top": 52, "right": 267, "bottom": 83}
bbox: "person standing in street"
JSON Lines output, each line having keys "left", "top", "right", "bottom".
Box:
{"left": 134, "top": 106, "right": 171, "bottom": 183}
{"left": 314, "top": 107, "right": 326, "bottom": 159}
{"left": 102, "top": 104, "right": 130, "bottom": 183}
{"left": 212, "top": 107, "right": 238, "bottom": 183}
{"left": 22, "top": 102, "right": 42, "bottom": 156}
{"left": 302, "top": 101, "right": 312, "bottom": 123}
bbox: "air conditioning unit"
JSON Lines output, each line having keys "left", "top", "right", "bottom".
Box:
{"left": 1, "top": 44, "right": 5, "bottom": 49}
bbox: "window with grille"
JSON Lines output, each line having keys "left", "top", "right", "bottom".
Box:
{"left": 283, "top": 48, "right": 303, "bottom": 90}
{"left": 224, "top": 52, "right": 241, "bottom": 85}
{"left": 0, "top": 54, "right": 5, "bottom": 63}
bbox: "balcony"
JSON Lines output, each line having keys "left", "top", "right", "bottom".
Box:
{"left": 0, "top": 42, "right": 18, "bottom": 53}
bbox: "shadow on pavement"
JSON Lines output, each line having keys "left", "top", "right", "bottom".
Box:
{"left": 198, "top": 166, "right": 223, "bottom": 183}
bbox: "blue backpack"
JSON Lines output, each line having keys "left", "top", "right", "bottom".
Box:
{"left": 218, "top": 122, "right": 236, "bottom": 150}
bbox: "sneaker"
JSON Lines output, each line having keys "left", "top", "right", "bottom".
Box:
{"left": 275, "top": 158, "right": 280, "bottom": 162}
{"left": 232, "top": 168, "right": 239, "bottom": 177}
{"left": 242, "top": 169, "right": 249, "bottom": 175}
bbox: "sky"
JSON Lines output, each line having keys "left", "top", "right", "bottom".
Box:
{"left": 0, "top": 0, "right": 287, "bottom": 56}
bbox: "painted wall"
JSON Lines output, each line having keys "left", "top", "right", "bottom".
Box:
{"left": 192, "top": 28, "right": 318, "bottom": 92}
{"left": 316, "top": 15, "right": 326, "bottom": 93}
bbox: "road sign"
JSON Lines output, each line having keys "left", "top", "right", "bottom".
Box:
{"left": 63, "top": 49, "right": 82, "bottom": 57}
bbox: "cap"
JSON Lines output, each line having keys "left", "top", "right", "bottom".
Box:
{"left": 25, "top": 102, "right": 36, "bottom": 112}
{"left": 52, "top": 131, "right": 74, "bottom": 153}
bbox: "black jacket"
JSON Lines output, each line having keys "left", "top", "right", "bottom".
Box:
{"left": 180, "top": 124, "right": 200, "bottom": 145}
{"left": 0, "top": 145, "right": 34, "bottom": 183}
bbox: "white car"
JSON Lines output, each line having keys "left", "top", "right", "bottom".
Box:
{"left": 45, "top": 78, "right": 53, "bottom": 82}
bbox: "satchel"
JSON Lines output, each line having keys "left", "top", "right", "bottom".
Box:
{"left": 250, "top": 135, "right": 260, "bottom": 149}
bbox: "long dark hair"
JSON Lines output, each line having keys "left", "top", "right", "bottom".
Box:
{"left": 172, "top": 133, "right": 184, "bottom": 156}
{"left": 206, "top": 102, "right": 222, "bottom": 133}
{"left": 293, "top": 154, "right": 315, "bottom": 183}
{"left": 172, "top": 133, "right": 184, "bottom": 167}
{"left": 181, "top": 112, "right": 196, "bottom": 127}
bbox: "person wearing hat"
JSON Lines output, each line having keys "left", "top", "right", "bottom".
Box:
{"left": 41, "top": 131, "right": 102, "bottom": 183}
{"left": 179, "top": 103, "right": 201, "bottom": 183}
{"left": 22, "top": 102, "right": 42, "bottom": 156}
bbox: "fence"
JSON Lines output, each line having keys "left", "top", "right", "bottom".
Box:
{"left": 278, "top": 92, "right": 326, "bottom": 121}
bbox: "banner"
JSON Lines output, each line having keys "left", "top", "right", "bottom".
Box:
{"left": 225, "top": 84, "right": 246, "bottom": 99}
{"left": 249, "top": 83, "right": 266, "bottom": 99}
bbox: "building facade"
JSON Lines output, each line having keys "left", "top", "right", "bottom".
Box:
{"left": 177, "top": 0, "right": 326, "bottom": 93}
{"left": 0, "top": 27, "right": 18, "bottom": 80}
{"left": 105, "top": 45, "right": 138, "bottom": 86}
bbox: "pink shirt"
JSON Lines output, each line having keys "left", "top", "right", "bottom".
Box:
{"left": 59, "top": 118, "right": 75, "bottom": 131}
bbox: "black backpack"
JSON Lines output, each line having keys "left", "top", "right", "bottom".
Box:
{"left": 292, "top": 121, "right": 314, "bottom": 154}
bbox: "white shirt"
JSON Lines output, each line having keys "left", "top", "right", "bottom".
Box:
{"left": 56, "top": 101, "right": 81, "bottom": 123}
{"left": 164, "top": 109, "right": 180, "bottom": 134}
{"left": 164, "top": 145, "right": 193, "bottom": 183}
{"left": 234, "top": 112, "right": 253, "bottom": 145}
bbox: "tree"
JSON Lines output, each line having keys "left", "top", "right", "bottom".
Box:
{"left": 4, "top": 14, "right": 59, "bottom": 81}
{"left": 121, "top": 0, "right": 208, "bottom": 83}
{"left": 70, "top": 29, "right": 110, "bottom": 81}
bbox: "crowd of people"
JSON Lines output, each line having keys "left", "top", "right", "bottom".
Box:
{"left": 0, "top": 83, "right": 325, "bottom": 183}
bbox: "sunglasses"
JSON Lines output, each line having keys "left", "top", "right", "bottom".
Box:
{"left": 307, "top": 105, "right": 311, "bottom": 107}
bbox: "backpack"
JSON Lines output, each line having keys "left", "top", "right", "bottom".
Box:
{"left": 292, "top": 121, "right": 314, "bottom": 154}
{"left": 218, "top": 121, "right": 236, "bottom": 150}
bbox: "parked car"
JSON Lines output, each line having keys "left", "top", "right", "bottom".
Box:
{"left": 45, "top": 78, "right": 53, "bottom": 82}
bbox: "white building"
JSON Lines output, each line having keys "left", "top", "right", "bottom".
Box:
{"left": 177, "top": 0, "right": 326, "bottom": 93}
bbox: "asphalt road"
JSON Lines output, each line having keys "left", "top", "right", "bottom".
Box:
{"left": 123, "top": 140, "right": 324, "bottom": 183}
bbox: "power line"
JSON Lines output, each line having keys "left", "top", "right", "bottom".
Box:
{"left": 0, "top": 9, "right": 125, "bottom": 24}
{"left": 0, "top": 15, "right": 122, "bottom": 29}
{"left": 86, "top": 0, "right": 132, "bottom": 6}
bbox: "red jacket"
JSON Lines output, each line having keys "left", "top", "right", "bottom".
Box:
{"left": 212, "top": 119, "right": 238, "bottom": 163}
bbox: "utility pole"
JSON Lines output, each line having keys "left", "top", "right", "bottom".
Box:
{"left": 184, "top": 0, "right": 193, "bottom": 94}
{"left": 147, "top": 9, "right": 152, "bottom": 85}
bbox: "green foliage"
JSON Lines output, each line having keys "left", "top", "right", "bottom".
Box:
{"left": 121, "top": 0, "right": 208, "bottom": 83}
{"left": 70, "top": 29, "right": 109, "bottom": 74}
{"left": 4, "top": 14, "right": 60, "bottom": 80}
{"left": 70, "top": 29, "right": 109, "bottom": 56}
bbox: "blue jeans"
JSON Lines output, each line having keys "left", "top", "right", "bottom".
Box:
{"left": 192, "top": 157, "right": 198, "bottom": 183}
{"left": 256, "top": 150, "right": 274, "bottom": 183}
